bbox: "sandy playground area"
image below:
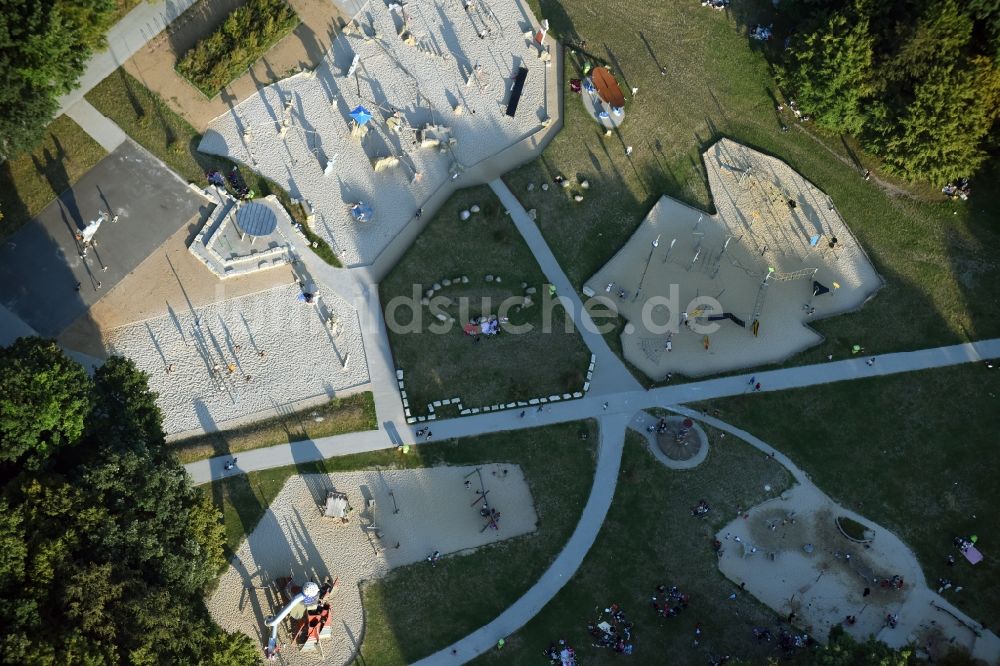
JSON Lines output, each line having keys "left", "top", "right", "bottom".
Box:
{"left": 584, "top": 138, "right": 882, "bottom": 379}
{"left": 207, "top": 464, "right": 538, "bottom": 665}
{"left": 717, "top": 483, "right": 1000, "bottom": 663}
{"left": 103, "top": 283, "right": 368, "bottom": 436}
{"left": 199, "top": 0, "right": 552, "bottom": 267}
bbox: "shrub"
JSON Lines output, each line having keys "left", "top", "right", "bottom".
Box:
{"left": 175, "top": 0, "right": 299, "bottom": 96}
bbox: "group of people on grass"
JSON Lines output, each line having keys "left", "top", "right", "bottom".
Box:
{"left": 543, "top": 639, "right": 577, "bottom": 665}
{"left": 464, "top": 314, "right": 502, "bottom": 338}
{"left": 206, "top": 167, "right": 254, "bottom": 200}
{"left": 587, "top": 603, "right": 634, "bottom": 654}
{"left": 650, "top": 583, "right": 690, "bottom": 619}
{"left": 942, "top": 178, "right": 971, "bottom": 200}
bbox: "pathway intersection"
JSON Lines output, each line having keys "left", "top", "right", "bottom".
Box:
{"left": 183, "top": 178, "right": 1000, "bottom": 663}
{"left": 64, "top": 9, "right": 999, "bottom": 661}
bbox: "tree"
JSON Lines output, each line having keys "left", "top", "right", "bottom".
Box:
{"left": 781, "top": 8, "right": 874, "bottom": 134}
{"left": 201, "top": 631, "right": 262, "bottom": 666}
{"left": 871, "top": 57, "right": 1000, "bottom": 182}
{"left": 779, "top": 0, "right": 1000, "bottom": 183}
{"left": 0, "top": 337, "right": 91, "bottom": 469}
{"left": 807, "top": 625, "right": 914, "bottom": 665}
{"left": 0, "top": 0, "right": 115, "bottom": 158}
{"left": 0, "top": 340, "right": 246, "bottom": 664}
{"left": 89, "top": 355, "right": 165, "bottom": 452}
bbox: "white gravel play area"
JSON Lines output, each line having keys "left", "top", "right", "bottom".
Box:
{"left": 207, "top": 465, "right": 538, "bottom": 665}
{"left": 103, "top": 283, "right": 368, "bottom": 436}
{"left": 199, "top": 0, "right": 551, "bottom": 267}
{"left": 584, "top": 138, "right": 882, "bottom": 379}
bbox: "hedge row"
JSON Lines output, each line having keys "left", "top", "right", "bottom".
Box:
{"left": 176, "top": 0, "right": 299, "bottom": 96}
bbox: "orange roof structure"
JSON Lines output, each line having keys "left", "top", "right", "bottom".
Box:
{"left": 592, "top": 67, "right": 625, "bottom": 107}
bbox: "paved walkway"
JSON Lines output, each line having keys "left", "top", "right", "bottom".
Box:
{"left": 63, "top": 100, "right": 128, "bottom": 152}
{"left": 185, "top": 337, "right": 1000, "bottom": 481}
{"left": 0, "top": 304, "right": 104, "bottom": 373}
{"left": 412, "top": 413, "right": 628, "bottom": 665}
{"left": 58, "top": 0, "right": 200, "bottom": 114}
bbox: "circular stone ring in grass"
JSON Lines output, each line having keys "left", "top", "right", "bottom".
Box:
{"left": 640, "top": 415, "right": 709, "bottom": 470}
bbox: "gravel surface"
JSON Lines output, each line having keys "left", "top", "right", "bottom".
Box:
{"left": 104, "top": 283, "right": 368, "bottom": 435}
{"left": 207, "top": 465, "right": 537, "bottom": 664}
{"left": 717, "top": 483, "right": 994, "bottom": 661}
{"left": 199, "top": 0, "right": 549, "bottom": 266}
{"left": 585, "top": 138, "right": 882, "bottom": 379}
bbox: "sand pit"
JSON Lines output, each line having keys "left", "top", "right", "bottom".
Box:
{"left": 717, "top": 483, "right": 1000, "bottom": 662}
{"left": 207, "top": 465, "right": 538, "bottom": 665}
{"left": 198, "top": 0, "right": 551, "bottom": 267}
{"left": 103, "top": 283, "right": 368, "bottom": 436}
{"left": 583, "top": 138, "right": 882, "bottom": 379}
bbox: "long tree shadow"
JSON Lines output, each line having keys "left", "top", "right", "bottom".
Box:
{"left": 0, "top": 163, "right": 32, "bottom": 237}
{"left": 638, "top": 31, "right": 665, "bottom": 72}
{"left": 32, "top": 138, "right": 84, "bottom": 232}
{"left": 199, "top": 398, "right": 260, "bottom": 563}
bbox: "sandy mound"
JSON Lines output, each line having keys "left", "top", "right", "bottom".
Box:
{"left": 208, "top": 465, "right": 537, "bottom": 665}
{"left": 103, "top": 283, "right": 368, "bottom": 435}
{"left": 717, "top": 484, "right": 998, "bottom": 662}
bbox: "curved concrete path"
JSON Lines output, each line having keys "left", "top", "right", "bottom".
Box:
{"left": 412, "top": 413, "right": 628, "bottom": 665}
{"left": 669, "top": 405, "right": 1000, "bottom": 665}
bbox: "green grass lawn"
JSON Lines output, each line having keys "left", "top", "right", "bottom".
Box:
{"left": 0, "top": 116, "right": 107, "bottom": 240}
{"left": 511, "top": 0, "right": 1000, "bottom": 366}
{"left": 473, "top": 428, "right": 794, "bottom": 664}
{"left": 696, "top": 363, "right": 1000, "bottom": 629}
{"left": 170, "top": 392, "right": 375, "bottom": 463}
{"left": 84, "top": 68, "right": 341, "bottom": 266}
{"left": 204, "top": 420, "right": 597, "bottom": 663}
{"left": 379, "top": 185, "right": 592, "bottom": 415}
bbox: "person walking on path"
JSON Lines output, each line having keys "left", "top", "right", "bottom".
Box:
{"left": 754, "top": 382, "right": 762, "bottom": 392}
{"left": 603, "top": 402, "right": 609, "bottom": 410}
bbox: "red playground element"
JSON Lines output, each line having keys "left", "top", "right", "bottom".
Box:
{"left": 268, "top": 576, "right": 337, "bottom": 658}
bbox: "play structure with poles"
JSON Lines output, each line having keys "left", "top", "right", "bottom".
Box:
{"left": 263, "top": 576, "right": 339, "bottom": 660}
{"left": 465, "top": 467, "right": 502, "bottom": 532}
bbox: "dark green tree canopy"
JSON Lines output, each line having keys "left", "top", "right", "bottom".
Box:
{"left": 0, "top": 337, "right": 91, "bottom": 469}
{"left": 0, "top": 338, "right": 256, "bottom": 665}
{"left": 779, "top": 0, "right": 1000, "bottom": 183}
{"left": 0, "top": 0, "right": 115, "bottom": 158}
